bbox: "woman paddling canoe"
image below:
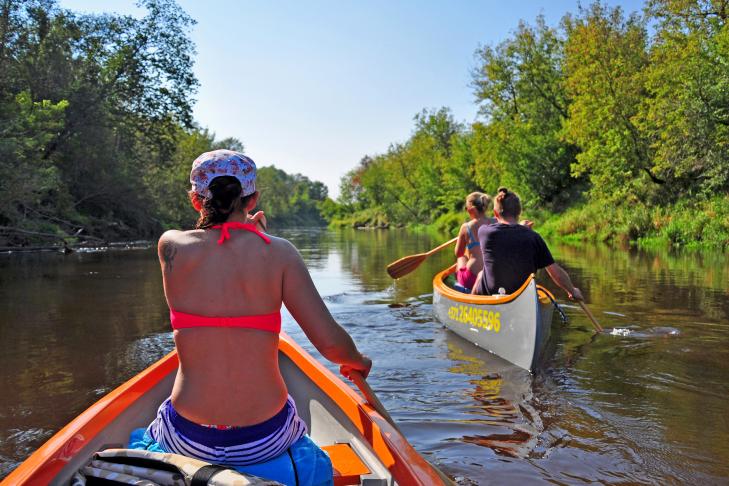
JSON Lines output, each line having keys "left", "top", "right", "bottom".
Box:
{"left": 454, "top": 192, "right": 495, "bottom": 293}
{"left": 146, "top": 150, "right": 371, "bottom": 482}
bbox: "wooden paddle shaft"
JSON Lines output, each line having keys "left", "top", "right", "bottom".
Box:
{"left": 349, "top": 371, "right": 403, "bottom": 434}
{"left": 578, "top": 301, "right": 603, "bottom": 332}
{"left": 387, "top": 237, "right": 459, "bottom": 279}
{"left": 349, "top": 371, "right": 455, "bottom": 485}
{"left": 426, "top": 237, "right": 458, "bottom": 256}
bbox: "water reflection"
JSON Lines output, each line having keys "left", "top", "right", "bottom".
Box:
{"left": 1, "top": 229, "right": 728, "bottom": 484}
{"left": 446, "top": 334, "right": 539, "bottom": 459}
{"left": 0, "top": 249, "right": 173, "bottom": 477}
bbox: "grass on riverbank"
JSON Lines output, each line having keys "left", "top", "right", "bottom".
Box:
{"left": 328, "top": 195, "right": 729, "bottom": 252}
{"left": 328, "top": 207, "right": 393, "bottom": 229}
{"left": 537, "top": 196, "right": 729, "bottom": 251}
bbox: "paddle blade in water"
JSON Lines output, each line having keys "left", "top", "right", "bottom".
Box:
{"left": 386, "top": 254, "right": 427, "bottom": 279}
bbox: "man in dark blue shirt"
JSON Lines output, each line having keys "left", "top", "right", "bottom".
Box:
{"left": 472, "top": 188, "right": 584, "bottom": 301}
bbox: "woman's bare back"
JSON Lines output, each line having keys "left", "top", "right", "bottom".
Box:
{"left": 159, "top": 226, "right": 294, "bottom": 426}
{"left": 159, "top": 222, "right": 369, "bottom": 426}
{"left": 458, "top": 217, "right": 495, "bottom": 274}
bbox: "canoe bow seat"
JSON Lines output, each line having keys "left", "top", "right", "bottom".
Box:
{"left": 322, "top": 443, "right": 371, "bottom": 486}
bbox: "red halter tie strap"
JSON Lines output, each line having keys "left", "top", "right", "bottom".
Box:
{"left": 210, "top": 222, "right": 271, "bottom": 245}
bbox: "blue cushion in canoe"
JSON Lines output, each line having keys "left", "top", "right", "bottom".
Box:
{"left": 128, "top": 427, "right": 333, "bottom": 486}
{"left": 453, "top": 283, "right": 471, "bottom": 294}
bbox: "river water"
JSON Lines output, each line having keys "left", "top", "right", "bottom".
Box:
{"left": 1, "top": 229, "right": 728, "bottom": 484}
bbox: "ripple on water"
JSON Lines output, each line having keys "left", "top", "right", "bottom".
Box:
{"left": 330, "top": 294, "right": 550, "bottom": 471}
{"left": 2, "top": 428, "right": 54, "bottom": 462}
{"left": 116, "top": 332, "right": 175, "bottom": 379}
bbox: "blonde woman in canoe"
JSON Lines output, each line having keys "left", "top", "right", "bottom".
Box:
{"left": 144, "top": 150, "right": 371, "bottom": 484}
{"left": 454, "top": 192, "right": 496, "bottom": 292}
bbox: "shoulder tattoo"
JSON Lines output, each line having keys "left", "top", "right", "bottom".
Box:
{"left": 161, "top": 241, "right": 178, "bottom": 274}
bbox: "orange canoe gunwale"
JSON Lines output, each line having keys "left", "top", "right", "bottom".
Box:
{"left": 434, "top": 265, "right": 555, "bottom": 305}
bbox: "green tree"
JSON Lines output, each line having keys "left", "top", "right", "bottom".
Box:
{"left": 347, "top": 108, "right": 467, "bottom": 224}
{"left": 256, "top": 166, "right": 328, "bottom": 227}
{"left": 472, "top": 16, "right": 581, "bottom": 209}
{"left": 562, "top": 3, "right": 659, "bottom": 201}
{"left": 0, "top": 0, "right": 199, "bottom": 243}
{"left": 637, "top": 0, "right": 729, "bottom": 195}
{"left": 0, "top": 92, "right": 68, "bottom": 229}
{"left": 145, "top": 127, "right": 219, "bottom": 229}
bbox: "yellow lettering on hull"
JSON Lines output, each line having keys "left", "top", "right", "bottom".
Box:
{"left": 447, "top": 304, "right": 501, "bottom": 333}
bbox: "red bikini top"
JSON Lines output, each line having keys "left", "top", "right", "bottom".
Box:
{"left": 169, "top": 221, "right": 280, "bottom": 333}
{"left": 211, "top": 221, "right": 271, "bottom": 245}
{"left": 169, "top": 309, "right": 281, "bottom": 332}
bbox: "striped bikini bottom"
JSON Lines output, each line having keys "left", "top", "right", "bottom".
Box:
{"left": 146, "top": 395, "right": 308, "bottom": 466}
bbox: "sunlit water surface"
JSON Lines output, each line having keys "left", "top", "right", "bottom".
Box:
{"left": 1, "top": 229, "right": 728, "bottom": 484}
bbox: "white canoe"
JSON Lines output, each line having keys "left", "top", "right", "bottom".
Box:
{"left": 433, "top": 266, "right": 555, "bottom": 371}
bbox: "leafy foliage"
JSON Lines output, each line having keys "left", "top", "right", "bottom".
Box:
{"left": 335, "top": 108, "right": 475, "bottom": 227}
{"left": 0, "top": 0, "right": 199, "bottom": 242}
{"left": 0, "top": 0, "right": 329, "bottom": 246}
{"left": 562, "top": 4, "right": 657, "bottom": 200}
{"left": 472, "top": 16, "right": 582, "bottom": 208}
{"left": 256, "top": 166, "right": 328, "bottom": 227}
{"left": 638, "top": 0, "right": 729, "bottom": 196}
{"left": 333, "top": 0, "right": 729, "bottom": 249}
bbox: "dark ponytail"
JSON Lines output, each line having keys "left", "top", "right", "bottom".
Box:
{"left": 194, "top": 176, "right": 254, "bottom": 229}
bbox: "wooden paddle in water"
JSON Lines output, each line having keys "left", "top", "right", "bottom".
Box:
{"left": 349, "top": 371, "right": 455, "bottom": 485}
{"left": 578, "top": 301, "right": 604, "bottom": 332}
{"left": 386, "top": 237, "right": 458, "bottom": 279}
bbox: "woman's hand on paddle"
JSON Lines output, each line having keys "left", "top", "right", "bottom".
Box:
{"left": 341, "top": 354, "right": 372, "bottom": 380}
{"left": 247, "top": 211, "right": 267, "bottom": 231}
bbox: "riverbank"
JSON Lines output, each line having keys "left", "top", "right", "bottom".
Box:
{"left": 329, "top": 195, "right": 729, "bottom": 252}
{"left": 0, "top": 217, "right": 327, "bottom": 251}
{"left": 0, "top": 240, "right": 156, "bottom": 254}
{"left": 537, "top": 196, "right": 729, "bottom": 251}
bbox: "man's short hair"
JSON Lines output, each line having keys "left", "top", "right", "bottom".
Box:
{"left": 494, "top": 187, "right": 521, "bottom": 218}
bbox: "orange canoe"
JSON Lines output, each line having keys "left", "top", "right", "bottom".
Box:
{"left": 2, "top": 332, "right": 447, "bottom": 486}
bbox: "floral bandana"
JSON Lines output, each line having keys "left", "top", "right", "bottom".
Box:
{"left": 190, "top": 149, "right": 256, "bottom": 198}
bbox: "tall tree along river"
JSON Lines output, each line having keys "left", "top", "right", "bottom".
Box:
{"left": 1, "top": 229, "right": 728, "bottom": 484}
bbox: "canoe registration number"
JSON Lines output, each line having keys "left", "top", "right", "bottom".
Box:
{"left": 448, "top": 305, "right": 501, "bottom": 333}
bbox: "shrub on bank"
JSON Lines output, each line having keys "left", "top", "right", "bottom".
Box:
{"left": 323, "top": 195, "right": 728, "bottom": 251}
{"left": 432, "top": 212, "right": 464, "bottom": 236}
{"left": 538, "top": 196, "right": 729, "bottom": 250}
{"left": 329, "top": 207, "right": 391, "bottom": 228}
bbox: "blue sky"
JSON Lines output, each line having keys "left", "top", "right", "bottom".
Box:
{"left": 59, "top": 0, "right": 644, "bottom": 198}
